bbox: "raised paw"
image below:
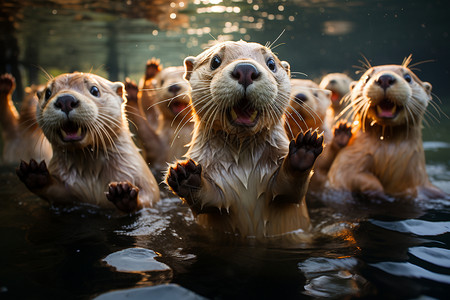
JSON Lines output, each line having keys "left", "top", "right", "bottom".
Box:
{"left": 16, "top": 159, "right": 51, "bottom": 191}
{"left": 106, "top": 181, "right": 140, "bottom": 213}
{"left": 288, "top": 130, "right": 324, "bottom": 173}
{"left": 145, "top": 58, "right": 162, "bottom": 79}
{"left": 332, "top": 121, "right": 352, "bottom": 148}
{"left": 124, "top": 78, "right": 139, "bottom": 102}
{"left": 0, "top": 73, "right": 16, "bottom": 95}
{"left": 166, "top": 159, "right": 202, "bottom": 199}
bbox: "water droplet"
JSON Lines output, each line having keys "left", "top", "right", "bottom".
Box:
{"left": 380, "top": 136, "right": 384, "bottom": 140}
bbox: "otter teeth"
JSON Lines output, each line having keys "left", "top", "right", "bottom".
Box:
{"left": 231, "top": 109, "right": 238, "bottom": 121}
{"left": 250, "top": 110, "right": 258, "bottom": 121}
{"left": 376, "top": 104, "right": 397, "bottom": 117}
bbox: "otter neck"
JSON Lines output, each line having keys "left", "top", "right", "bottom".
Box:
{"left": 360, "top": 117, "right": 423, "bottom": 141}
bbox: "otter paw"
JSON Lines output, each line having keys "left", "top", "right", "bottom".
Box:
{"left": 106, "top": 181, "right": 140, "bottom": 213}
{"left": 16, "top": 159, "right": 50, "bottom": 191}
{"left": 333, "top": 121, "right": 352, "bottom": 148}
{"left": 124, "top": 78, "right": 139, "bottom": 102}
{"left": 166, "top": 159, "right": 202, "bottom": 199}
{"left": 145, "top": 58, "right": 162, "bottom": 79}
{"left": 288, "top": 130, "right": 324, "bottom": 173}
{"left": 0, "top": 73, "right": 15, "bottom": 94}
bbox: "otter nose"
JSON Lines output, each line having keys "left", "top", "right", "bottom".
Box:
{"left": 231, "top": 63, "right": 260, "bottom": 89}
{"left": 54, "top": 95, "right": 79, "bottom": 116}
{"left": 376, "top": 74, "right": 396, "bottom": 90}
{"left": 168, "top": 84, "right": 181, "bottom": 94}
{"left": 294, "top": 93, "right": 308, "bottom": 103}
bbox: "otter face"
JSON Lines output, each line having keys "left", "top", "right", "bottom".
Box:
{"left": 155, "top": 66, "right": 191, "bottom": 120}
{"left": 350, "top": 65, "right": 432, "bottom": 127}
{"left": 36, "top": 73, "right": 125, "bottom": 150}
{"left": 184, "top": 40, "right": 291, "bottom": 136}
{"left": 287, "top": 79, "right": 331, "bottom": 128}
{"left": 319, "top": 73, "right": 353, "bottom": 110}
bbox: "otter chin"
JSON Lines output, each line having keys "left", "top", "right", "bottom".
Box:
{"left": 166, "top": 40, "right": 324, "bottom": 242}
{"left": 327, "top": 56, "right": 446, "bottom": 200}
{"left": 17, "top": 72, "right": 160, "bottom": 213}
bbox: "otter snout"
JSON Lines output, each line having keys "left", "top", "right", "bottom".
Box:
{"left": 231, "top": 63, "right": 260, "bottom": 89}
{"left": 294, "top": 93, "right": 308, "bottom": 103}
{"left": 375, "top": 74, "right": 396, "bottom": 90}
{"left": 54, "top": 94, "right": 79, "bottom": 116}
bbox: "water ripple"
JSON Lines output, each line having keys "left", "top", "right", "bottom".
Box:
{"left": 370, "top": 262, "right": 450, "bottom": 284}
{"left": 370, "top": 219, "right": 450, "bottom": 236}
{"left": 408, "top": 246, "right": 450, "bottom": 268}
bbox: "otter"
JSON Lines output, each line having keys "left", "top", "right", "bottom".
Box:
{"left": 165, "top": 40, "right": 324, "bottom": 241}
{"left": 16, "top": 72, "right": 160, "bottom": 213}
{"left": 138, "top": 58, "right": 163, "bottom": 129}
{"left": 327, "top": 57, "right": 446, "bottom": 200}
{"left": 319, "top": 72, "right": 353, "bottom": 123}
{"left": 125, "top": 66, "right": 193, "bottom": 177}
{"left": 0, "top": 73, "right": 52, "bottom": 164}
{"left": 285, "top": 78, "right": 352, "bottom": 191}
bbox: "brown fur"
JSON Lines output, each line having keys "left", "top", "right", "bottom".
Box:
{"left": 285, "top": 79, "right": 332, "bottom": 140}
{"left": 125, "top": 66, "right": 193, "bottom": 175}
{"left": 138, "top": 58, "right": 162, "bottom": 129}
{"left": 166, "top": 41, "right": 325, "bottom": 241}
{"left": 285, "top": 79, "right": 351, "bottom": 190}
{"left": 0, "top": 74, "right": 52, "bottom": 164}
{"left": 327, "top": 61, "right": 445, "bottom": 200}
{"left": 18, "top": 72, "right": 159, "bottom": 212}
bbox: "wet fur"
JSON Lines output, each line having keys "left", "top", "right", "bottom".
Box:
{"left": 285, "top": 79, "right": 351, "bottom": 190}
{"left": 0, "top": 74, "right": 52, "bottom": 163}
{"left": 21, "top": 72, "right": 159, "bottom": 211}
{"left": 327, "top": 61, "right": 445, "bottom": 200}
{"left": 166, "top": 41, "right": 322, "bottom": 240}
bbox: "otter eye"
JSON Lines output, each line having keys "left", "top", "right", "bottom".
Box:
{"left": 160, "top": 79, "right": 165, "bottom": 86}
{"left": 313, "top": 92, "right": 318, "bottom": 97}
{"left": 404, "top": 73, "right": 412, "bottom": 83}
{"left": 363, "top": 75, "right": 371, "bottom": 84}
{"left": 210, "top": 55, "right": 222, "bottom": 70}
{"left": 266, "top": 58, "right": 277, "bottom": 72}
{"left": 44, "top": 88, "right": 52, "bottom": 100}
{"left": 90, "top": 86, "right": 100, "bottom": 97}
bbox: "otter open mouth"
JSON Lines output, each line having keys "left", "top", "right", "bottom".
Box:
{"left": 375, "top": 99, "right": 402, "bottom": 119}
{"left": 169, "top": 100, "right": 189, "bottom": 115}
{"left": 60, "top": 121, "right": 86, "bottom": 142}
{"left": 228, "top": 99, "right": 259, "bottom": 127}
{"left": 331, "top": 91, "right": 340, "bottom": 102}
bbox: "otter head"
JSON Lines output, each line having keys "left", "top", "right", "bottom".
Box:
{"left": 319, "top": 73, "right": 353, "bottom": 111}
{"left": 349, "top": 63, "right": 432, "bottom": 129}
{"left": 155, "top": 66, "right": 191, "bottom": 121}
{"left": 184, "top": 40, "right": 291, "bottom": 137}
{"left": 36, "top": 72, "right": 126, "bottom": 151}
{"left": 287, "top": 79, "right": 331, "bottom": 130}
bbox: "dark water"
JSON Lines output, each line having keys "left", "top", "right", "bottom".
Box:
{"left": 1, "top": 0, "right": 450, "bottom": 299}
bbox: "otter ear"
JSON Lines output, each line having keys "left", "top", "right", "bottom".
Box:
{"left": 349, "top": 81, "right": 357, "bottom": 91}
{"left": 423, "top": 82, "right": 432, "bottom": 95}
{"left": 111, "top": 82, "right": 126, "bottom": 102}
{"left": 184, "top": 56, "right": 196, "bottom": 81}
{"left": 281, "top": 61, "right": 290, "bottom": 77}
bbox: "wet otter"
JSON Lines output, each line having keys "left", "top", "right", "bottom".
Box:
{"left": 0, "top": 73, "right": 52, "bottom": 164}
{"left": 166, "top": 41, "right": 324, "bottom": 240}
{"left": 285, "top": 79, "right": 352, "bottom": 191}
{"left": 125, "top": 66, "right": 193, "bottom": 176}
{"left": 327, "top": 57, "right": 446, "bottom": 200}
{"left": 16, "top": 72, "right": 160, "bottom": 212}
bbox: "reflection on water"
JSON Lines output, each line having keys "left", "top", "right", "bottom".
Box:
{"left": 1, "top": 0, "right": 450, "bottom": 299}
